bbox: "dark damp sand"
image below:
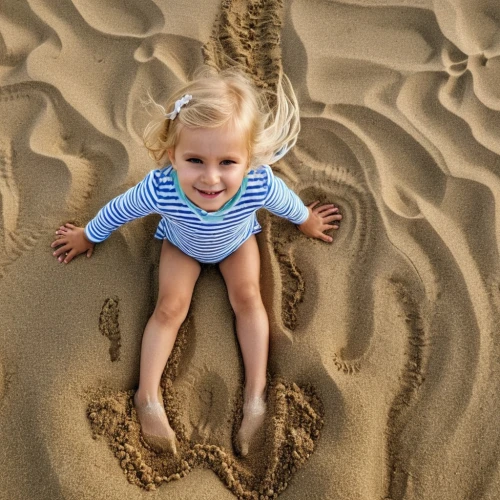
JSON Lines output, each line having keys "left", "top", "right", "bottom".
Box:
{"left": 1, "top": 0, "right": 500, "bottom": 499}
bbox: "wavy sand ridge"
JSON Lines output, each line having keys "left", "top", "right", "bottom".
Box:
{"left": 385, "top": 277, "right": 429, "bottom": 499}
{"left": 0, "top": 0, "right": 54, "bottom": 73}
{"left": 71, "top": 0, "right": 164, "bottom": 38}
{"left": 258, "top": 119, "right": 434, "bottom": 496}
{"left": 255, "top": 104, "right": 390, "bottom": 371}
{"left": 283, "top": 2, "right": 500, "bottom": 497}
{"left": 0, "top": 140, "right": 19, "bottom": 268}
{"left": 0, "top": 82, "right": 108, "bottom": 276}
{"left": 369, "top": 14, "right": 500, "bottom": 497}
{"left": 294, "top": 144, "right": 378, "bottom": 372}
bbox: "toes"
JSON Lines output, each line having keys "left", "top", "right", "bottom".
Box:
{"left": 235, "top": 399, "right": 266, "bottom": 457}
{"left": 238, "top": 438, "right": 249, "bottom": 457}
{"left": 134, "top": 395, "right": 179, "bottom": 455}
{"left": 143, "top": 433, "right": 178, "bottom": 456}
{"left": 235, "top": 427, "right": 249, "bottom": 457}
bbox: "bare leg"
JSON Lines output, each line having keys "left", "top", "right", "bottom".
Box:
{"left": 219, "top": 235, "right": 269, "bottom": 456}
{"left": 134, "top": 240, "right": 201, "bottom": 454}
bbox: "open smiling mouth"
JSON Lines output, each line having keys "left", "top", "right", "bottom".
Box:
{"left": 195, "top": 188, "right": 225, "bottom": 199}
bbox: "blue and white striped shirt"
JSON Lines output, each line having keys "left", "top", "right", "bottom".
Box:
{"left": 85, "top": 165, "right": 309, "bottom": 263}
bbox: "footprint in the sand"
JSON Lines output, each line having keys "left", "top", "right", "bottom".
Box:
{"left": 175, "top": 364, "right": 230, "bottom": 444}
{"left": 99, "top": 297, "right": 121, "bottom": 362}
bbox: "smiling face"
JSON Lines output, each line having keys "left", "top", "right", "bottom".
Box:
{"left": 167, "top": 124, "right": 249, "bottom": 212}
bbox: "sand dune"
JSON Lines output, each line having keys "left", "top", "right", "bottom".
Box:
{"left": 1, "top": 0, "right": 500, "bottom": 499}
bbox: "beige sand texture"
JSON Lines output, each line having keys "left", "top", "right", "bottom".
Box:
{"left": 1, "top": 0, "right": 500, "bottom": 499}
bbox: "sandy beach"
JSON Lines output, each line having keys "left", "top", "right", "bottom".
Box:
{"left": 1, "top": 0, "right": 500, "bottom": 499}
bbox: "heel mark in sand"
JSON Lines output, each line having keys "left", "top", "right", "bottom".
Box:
{"left": 99, "top": 297, "right": 121, "bottom": 362}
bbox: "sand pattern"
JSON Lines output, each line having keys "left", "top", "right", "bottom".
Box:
{"left": 2, "top": 0, "right": 500, "bottom": 499}
{"left": 88, "top": 369, "right": 323, "bottom": 497}
{"left": 0, "top": 80, "right": 124, "bottom": 277}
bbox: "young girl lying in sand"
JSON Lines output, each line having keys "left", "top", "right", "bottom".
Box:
{"left": 50, "top": 67, "right": 342, "bottom": 457}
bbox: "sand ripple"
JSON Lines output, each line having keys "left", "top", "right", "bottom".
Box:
{"left": 71, "top": 0, "right": 164, "bottom": 37}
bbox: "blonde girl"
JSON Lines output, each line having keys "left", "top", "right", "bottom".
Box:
{"left": 51, "top": 67, "right": 342, "bottom": 456}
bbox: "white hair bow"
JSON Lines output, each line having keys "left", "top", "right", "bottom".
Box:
{"left": 164, "top": 94, "right": 192, "bottom": 120}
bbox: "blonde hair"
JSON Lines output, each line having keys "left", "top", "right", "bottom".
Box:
{"left": 143, "top": 66, "right": 300, "bottom": 171}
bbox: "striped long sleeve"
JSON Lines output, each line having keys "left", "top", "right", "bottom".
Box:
{"left": 262, "top": 166, "right": 309, "bottom": 225}
{"left": 85, "top": 170, "right": 160, "bottom": 243}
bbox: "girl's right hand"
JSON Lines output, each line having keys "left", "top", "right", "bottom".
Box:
{"left": 51, "top": 223, "right": 95, "bottom": 264}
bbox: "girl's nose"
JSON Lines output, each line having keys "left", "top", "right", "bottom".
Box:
{"left": 201, "top": 166, "right": 220, "bottom": 185}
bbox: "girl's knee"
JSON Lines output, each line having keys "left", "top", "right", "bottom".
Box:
{"left": 229, "top": 284, "right": 262, "bottom": 313}
{"left": 154, "top": 297, "right": 190, "bottom": 326}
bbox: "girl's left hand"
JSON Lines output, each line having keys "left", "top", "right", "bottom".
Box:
{"left": 297, "top": 201, "right": 342, "bottom": 243}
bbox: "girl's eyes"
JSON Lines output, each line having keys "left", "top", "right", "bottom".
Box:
{"left": 186, "top": 158, "right": 236, "bottom": 166}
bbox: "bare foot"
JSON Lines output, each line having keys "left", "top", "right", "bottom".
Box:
{"left": 236, "top": 396, "right": 266, "bottom": 457}
{"left": 134, "top": 391, "right": 178, "bottom": 455}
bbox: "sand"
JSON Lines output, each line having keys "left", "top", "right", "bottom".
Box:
{"left": 1, "top": 0, "right": 500, "bottom": 499}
